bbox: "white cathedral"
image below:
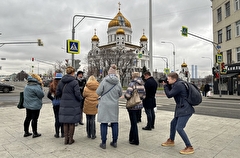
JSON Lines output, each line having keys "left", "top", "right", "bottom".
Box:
{"left": 87, "top": 4, "right": 150, "bottom": 84}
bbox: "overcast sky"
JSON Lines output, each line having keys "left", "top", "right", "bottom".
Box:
{"left": 0, "top": 0, "right": 213, "bottom": 78}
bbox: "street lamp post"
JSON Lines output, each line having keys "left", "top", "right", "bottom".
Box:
{"left": 161, "top": 41, "right": 175, "bottom": 72}
{"left": 71, "top": 15, "right": 112, "bottom": 69}
{"left": 202, "top": 57, "right": 213, "bottom": 92}
{"left": 153, "top": 56, "right": 168, "bottom": 69}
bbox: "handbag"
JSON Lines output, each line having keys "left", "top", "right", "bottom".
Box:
{"left": 126, "top": 87, "right": 141, "bottom": 108}
{"left": 17, "top": 92, "right": 25, "bottom": 109}
{"left": 52, "top": 98, "right": 60, "bottom": 106}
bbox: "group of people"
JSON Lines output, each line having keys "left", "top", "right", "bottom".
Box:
{"left": 22, "top": 64, "right": 196, "bottom": 155}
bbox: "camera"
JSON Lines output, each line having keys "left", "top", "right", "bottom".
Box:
{"left": 158, "top": 76, "right": 168, "bottom": 84}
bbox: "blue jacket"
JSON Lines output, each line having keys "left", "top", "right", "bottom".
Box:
{"left": 164, "top": 79, "right": 195, "bottom": 117}
{"left": 142, "top": 77, "right": 158, "bottom": 109}
{"left": 56, "top": 74, "right": 82, "bottom": 123}
{"left": 23, "top": 76, "right": 44, "bottom": 110}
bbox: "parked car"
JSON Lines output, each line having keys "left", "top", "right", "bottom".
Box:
{"left": 0, "top": 82, "right": 15, "bottom": 93}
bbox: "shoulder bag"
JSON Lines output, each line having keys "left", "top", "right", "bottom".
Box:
{"left": 17, "top": 92, "right": 25, "bottom": 109}
{"left": 126, "top": 84, "right": 141, "bottom": 108}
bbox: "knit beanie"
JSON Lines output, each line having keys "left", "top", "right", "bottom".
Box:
{"left": 108, "top": 64, "right": 117, "bottom": 75}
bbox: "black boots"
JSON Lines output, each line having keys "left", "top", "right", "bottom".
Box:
{"left": 32, "top": 132, "right": 41, "bottom": 138}
{"left": 23, "top": 132, "right": 32, "bottom": 137}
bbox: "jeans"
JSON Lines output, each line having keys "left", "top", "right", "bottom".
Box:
{"left": 100, "top": 122, "right": 118, "bottom": 144}
{"left": 170, "top": 114, "right": 192, "bottom": 147}
{"left": 53, "top": 106, "right": 63, "bottom": 135}
{"left": 144, "top": 108, "right": 155, "bottom": 128}
{"left": 128, "top": 109, "right": 139, "bottom": 144}
{"left": 24, "top": 108, "right": 40, "bottom": 133}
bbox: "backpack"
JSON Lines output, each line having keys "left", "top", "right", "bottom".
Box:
{"left": 181, "top": 81, "right": 202, "bottom": 106}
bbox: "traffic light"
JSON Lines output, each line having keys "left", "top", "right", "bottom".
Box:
{"left": 65, "top": 59, "right": 69, "bottom": 66}
{"left": 31, "top": 58, "right": 34, "bottom": 61}
{"left": 37, "top": 39, "right": 43, "bottom": 46}
{"left": 220, "top": 62, "right": 227, "bottom": 74}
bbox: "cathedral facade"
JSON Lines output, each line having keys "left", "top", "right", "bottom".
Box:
{"left": 87, "top": 6, "right": 150, "bottom": 85}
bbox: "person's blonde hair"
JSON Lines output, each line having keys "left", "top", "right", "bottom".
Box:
{"left": 87, "top": 75, "right": 97, "bottom": 83}
{"left": 31, "top": 74, "right": 43, "bottom": 86}
{"left": 66, "top": 66, "right": 75, "bottom": 75}
{"left": 132, "top": 72, "right": 140, "bottom": 78}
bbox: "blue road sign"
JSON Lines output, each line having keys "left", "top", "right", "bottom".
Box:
{"left": 67, "top": 39, "right": 80, "bottom": 54}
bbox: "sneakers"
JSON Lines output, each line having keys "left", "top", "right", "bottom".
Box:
{"left": 23, "top": 132, "right": 32, "bottom": 137}
{"left": 179, "top": 146, "right": 194, "bottom": 155}
{"left": 161, "top": 138, "right": 175, "bottom": 146}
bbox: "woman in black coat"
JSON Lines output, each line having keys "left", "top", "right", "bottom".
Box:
{"left": 56, "top": 66, "right": 82, "bottom": 145}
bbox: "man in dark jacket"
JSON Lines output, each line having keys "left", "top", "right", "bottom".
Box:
{"left": 142, "top": 71, "right": 158, "bottom": 130}
{"left": 76, "top": 70, "right": 86, "bottom": 125}
{"left": 161, "top": 72, "right": 195, "bottom": 155}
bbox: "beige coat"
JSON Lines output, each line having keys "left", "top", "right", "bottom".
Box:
{"left": 83, "top": 80, "right": 99, "bottom": 115}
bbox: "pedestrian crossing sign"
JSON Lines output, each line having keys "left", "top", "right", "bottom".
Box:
{"left": 67, "top": 39, "right": 80, "bottom": 54}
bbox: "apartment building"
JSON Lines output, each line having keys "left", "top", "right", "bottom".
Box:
{"left": 211, "top": 0, "right": 240, "bottom": 95}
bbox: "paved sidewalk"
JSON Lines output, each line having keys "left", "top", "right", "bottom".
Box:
{"left": 0, "top": 103, "right": 240, "bottom": 158}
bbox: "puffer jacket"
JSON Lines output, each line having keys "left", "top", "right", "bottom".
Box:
{"left": 96, "top": 74, "right": 122, "bottom": 123}
{"left": 124, "top": 77, "right": 146, "bottom": 110}
{"left": 83, "top": 80, "right": 99, "bottom": 115}
{"left": 56, "top": 74, "right": 82, "bottom": 123}
{"left": 164, "top": 78, "right": 195, "bottom": 117}
{"left": 23, "top": 76, "right": 44, "bottom": 110}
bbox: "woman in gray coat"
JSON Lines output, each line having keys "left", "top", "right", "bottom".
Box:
{"left": 56, "top": 66, "right": 82, "bottom": 145}
{"left": 96, "top": 64, "right": 122, "bottom": 149}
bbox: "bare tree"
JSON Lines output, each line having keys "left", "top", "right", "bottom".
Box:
{"left": 88, "top": 48, "right": 137, "bottom": 85}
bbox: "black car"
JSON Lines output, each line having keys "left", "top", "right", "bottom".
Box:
{"left": 0, "top": 82, "right": 15, "bottom": 93}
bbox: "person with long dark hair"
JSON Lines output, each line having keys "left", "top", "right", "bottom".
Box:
{"left": 47, "top": 73, "right": 64, "bottom": 138}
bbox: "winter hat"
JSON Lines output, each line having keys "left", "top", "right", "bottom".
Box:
{"left": 55, "top": 73, "right": 63, "bottom": 80}
{"left": 77, "top": 70, "right": 84, "bottom": 76}
{"left": 108, "top": 64, "right": 117, "bottom": 75}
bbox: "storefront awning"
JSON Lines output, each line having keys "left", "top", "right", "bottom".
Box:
{"left": 220, "top": 73, "right": 239, "bottom": 78}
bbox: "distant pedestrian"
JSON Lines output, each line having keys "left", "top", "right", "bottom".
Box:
{"left": 47, "top": 73, "right": 64, "bottom": 138}
{"left": 83, "top": 75, "right": 99, "bottom": 139}
{"left": 142, "top": 71, "right": 158, "bottom": 130}
{"left": 124, "top": 72, "right": 146, "bottom": 145}
{"left": 204, "top": 83, "right": 210, "bottom": 97}
{"left": 96, "top": 64, "right": 122, "bottom": 149}
{"left": 200, "top": 84, "right": 205, "bottom": 96}
{"left": 76, "top": 70, "right": 86, "bottom": 125}
{"left": 56, "top": 66, "right": 83, "bottom": 145}
{"left": 23, "top": 74, "right": 44, "bottom": 138}
{"left": 161, "top": 72, "right": 195, "bottom": 155}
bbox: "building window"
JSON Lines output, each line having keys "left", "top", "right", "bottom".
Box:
{"left": 236, "top": 20, "right": 240, "bottom": 36}
{"left": 217, "top": 7, "right": 222, "bottom": 22}
{"left": 237, "top": 47, "right": 240, "bottom": 62}
{"left": 226, "top": 25, "right": 231, "bottom": 41}
{"left": 225, "top": 1, "right": 230, "bottom": 17}
{"left": 235, "top": 0, "right": 240, "bottom": 11}
{"left": 227, "top": 49, "right": 232, "bottom": 64}
{"left": 218, "top": 29, "right": 222, "bottom": 43}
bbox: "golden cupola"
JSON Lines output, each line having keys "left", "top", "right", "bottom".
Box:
{"left": 140, "top": 34, "right": 148, "bottom": 42}
{"left": 108, "top": 9, "right": 131, "bottom": 28}
{"left": 181, "top": 62, "right": 188, "bottom": 67}
{"left": 116, "top": 28, "right": 125, "bottom": 34}
{"left": 91, "top": 29, "right": 99, "bottom": 41}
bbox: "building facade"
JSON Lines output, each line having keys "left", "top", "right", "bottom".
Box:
{"left": 211, "top": 0, "right": 240, "bottom": 95}
{"left": 87, "top": 6, "right": 150, "bottom": 86}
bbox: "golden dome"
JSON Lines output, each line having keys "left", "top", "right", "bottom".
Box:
{"left": 91, "top": 34, "right": 99, "bottom": 41}
{"left": 116, "top": 28, "right": 125, "bottom": 34}
{"left": 108, "top": 11, "right": 131, "bottom": 28}
{"left": 140, "top": 34, "right": 148, "bottom": 41}
{"left": 181, "top": 62, "right": 187, "bottom": 67}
